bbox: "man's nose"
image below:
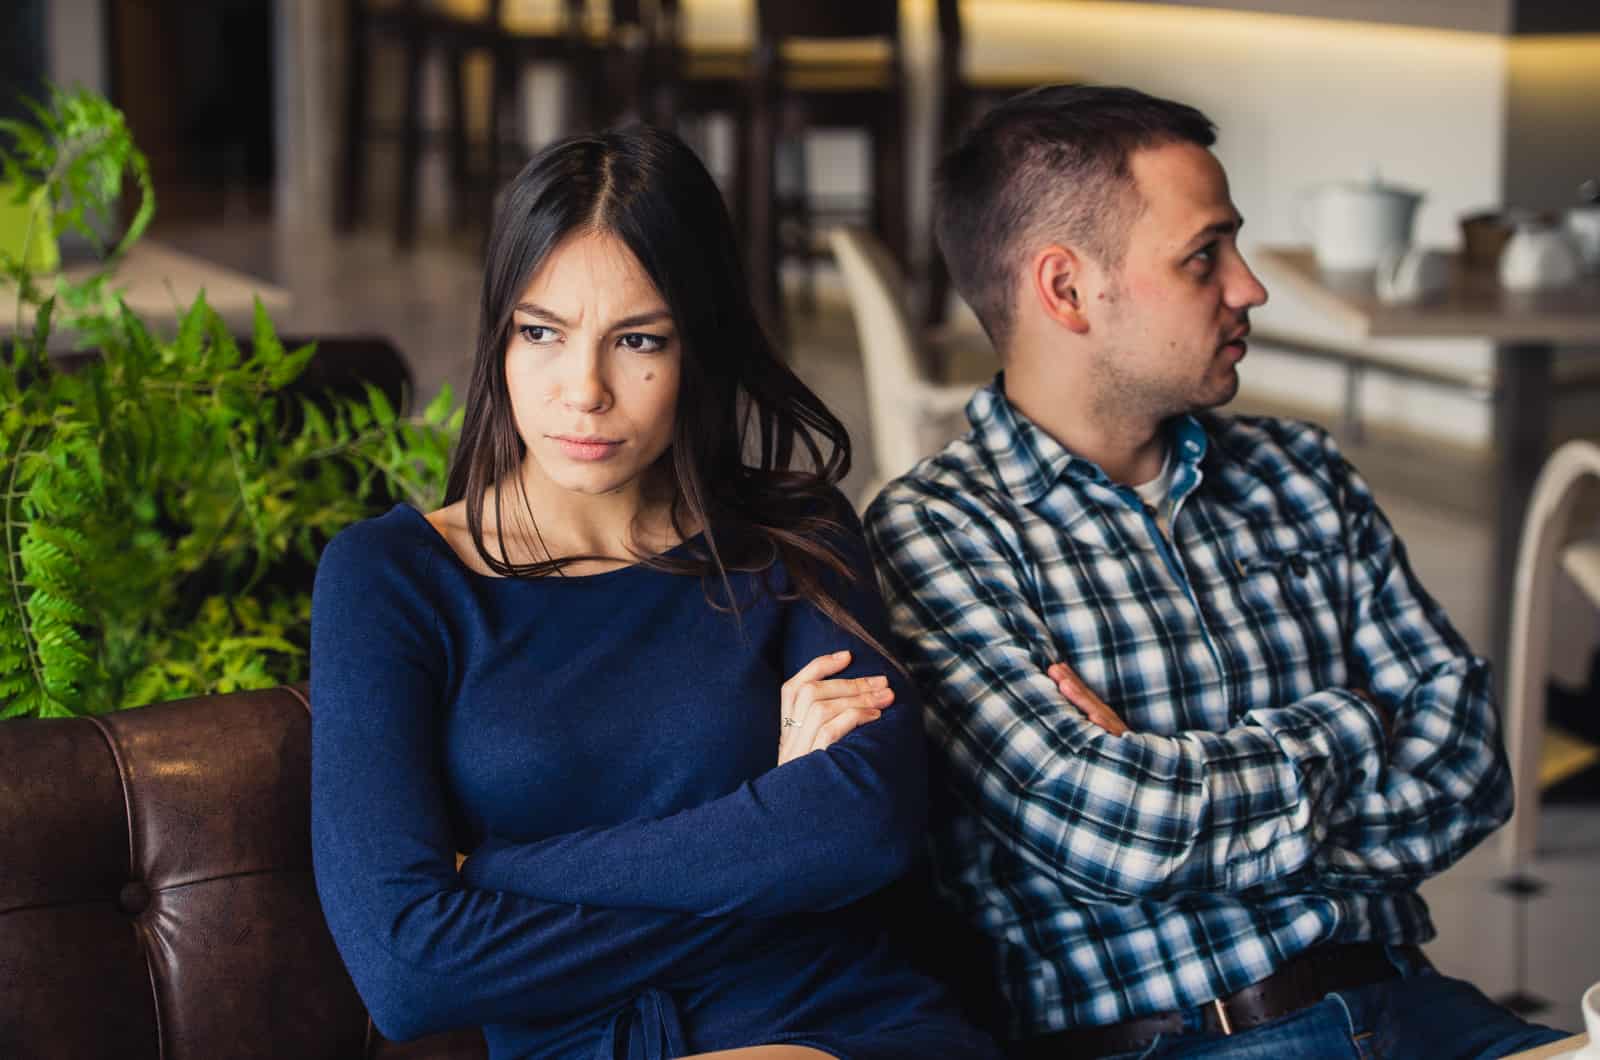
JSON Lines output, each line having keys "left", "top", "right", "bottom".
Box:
{"left": 1229, "top": 253, "right": 1269, "bottom": 310}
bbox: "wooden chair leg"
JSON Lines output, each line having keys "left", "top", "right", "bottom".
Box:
{"left": 484, "top": 44, "right": 514, "bottom": 230}
{"left": 395, "top": 25, "right": 426, "bottom": 248}
{"left": 870, "top": 103, "right": 908, "bottom": 274}
{"left": 729, "top": 100, "right": 752, "bottom": 242}
{"left": 748, "top": 94, "right": 782, "bottom": 341}
{"left": 778, "top": 133, "right": 816, "bottom": 316}
{"left": 923, "top": 243, "right": 953, "bottom": 334}
{"left": 336, "top": 0, "right": 369, "bottom": 231}
{"left": 447, "top": 43, "right": 470, "bottom": 229}
{"left": 922, "top": 86, "right": 969, "bottom": 329}
{"left": 560, "top": 40, "right": 594, "bottom": 134}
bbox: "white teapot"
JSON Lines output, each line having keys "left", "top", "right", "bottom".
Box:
{"left": 1300, "top": 172, "right": 1424, "bottom": 272}
{"left": 1499, "top": 219, "right": 1582, "bottom": 291}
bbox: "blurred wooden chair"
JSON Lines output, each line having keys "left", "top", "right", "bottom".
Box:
{"left": 652, "top": 0, "right": 754, "bottom": 228}
{"left": 829, "top": 226, "right": 977, "bottom": 510}
{"left": 337, "top": 0, "right": 591, "bottom": 248}
{"left": 749, "top": 2, "right": 908, "bottom": 338}
{"left": 485, "top": 1, "right": 683, "bottom": 207}
{"left": 590, "top": 0, "right": 659, "bottom": 126}
{"left": 923, "top": 0, "right": 1080, "bottom": 329}
{"left": 337, "top": 0, "right": 516, "bottom": 246}
{"left": 1503, "top": 439, "right": 1600, "bottom": 867}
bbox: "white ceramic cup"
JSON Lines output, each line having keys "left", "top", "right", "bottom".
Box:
{"left": 1565, "top": 205, "right": 1600, "bottom": 272}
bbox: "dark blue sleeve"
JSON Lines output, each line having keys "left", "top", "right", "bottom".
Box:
{"left": 309, "top": 521, "right": 761, "bottom": 1041}
{"left": 460, "top": 498, "right": 929, "bottom": 917}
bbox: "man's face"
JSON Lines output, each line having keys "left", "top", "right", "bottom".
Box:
{"left": 1087, "top": 141, "right": 1268, "bottom": 420}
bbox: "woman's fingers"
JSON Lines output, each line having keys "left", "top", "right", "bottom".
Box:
{"left": 778, "top": 687, "right": 894, "bottom": 765}
{"left": 781, "top": 650, "right": 853, "bottom": 716}
{"left": 808, "top": 690, "right": 893, "bottom": 745}
{"left": 777, "top": 652, "right": 899, "bottom": 764}
{"left": 806, "top": 675, "right": 890, "bottom": 705}
{"left": 814, "top": 706, "right": 885, "bottom": 751}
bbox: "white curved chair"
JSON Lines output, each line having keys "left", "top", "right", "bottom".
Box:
{"left": 829, "top": 226, "right": 978, "bottom": 510}
{"left": 1502, "top": 439, "right": 1600, "bottom": 867}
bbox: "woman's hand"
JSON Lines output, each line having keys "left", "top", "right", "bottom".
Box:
{"left": 778, "top": 650, "right": 895, "bottom": 765}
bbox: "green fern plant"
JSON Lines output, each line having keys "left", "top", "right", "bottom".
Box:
{"left": 1, "top": 86, "right": 461, "bottom": 718}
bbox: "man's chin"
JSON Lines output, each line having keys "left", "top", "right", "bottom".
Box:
{"left": 1191, "top": 371, "right": 1240, "bottom": 412}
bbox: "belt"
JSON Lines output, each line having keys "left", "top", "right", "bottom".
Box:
{"left": 595, "top": 987, "right": 686, "bottom": 1060}
{"left": 1018, "top": 942, "right": 1428, "bottom": 1060}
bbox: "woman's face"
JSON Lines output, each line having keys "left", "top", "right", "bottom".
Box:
{"left": 504, "top": 228, "right": 681, "bottom": 502}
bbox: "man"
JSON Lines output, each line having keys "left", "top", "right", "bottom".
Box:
{"left": 863, "top": 84, "right": 1566, "bottom": 1058}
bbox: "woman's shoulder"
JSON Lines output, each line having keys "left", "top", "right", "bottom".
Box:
{"left": 317, "top": 504, "right": 449, "bottom": 592}
{"left": 752, "top": 482, "right": 861, "bottom": 541}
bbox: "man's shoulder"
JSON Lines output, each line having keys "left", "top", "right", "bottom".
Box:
{"left": 863, "top": 434, "right": 1007, "bottom": 539}
{"left": 1203, "top": 411, "right": 1346, "bottom": 482}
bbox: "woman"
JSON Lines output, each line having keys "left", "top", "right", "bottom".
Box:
{"left": 309, "top": 125, "right": 999, "bottom": 1060}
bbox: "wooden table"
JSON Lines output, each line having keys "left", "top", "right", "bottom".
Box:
{"left": 1255, "top": 246, "right": 1600, "bottom": 674}
{"left": 1505, "top": 1033, "right": 1588, "bottom": 1059}
{"left": 0, "top": 239, "right": 292, "bottom": 339}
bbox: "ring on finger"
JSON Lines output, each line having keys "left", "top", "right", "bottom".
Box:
{"left": 781, "top": 715, "right": 799, "bottom": 728}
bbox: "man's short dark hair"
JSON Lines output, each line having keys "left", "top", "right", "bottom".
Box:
{"left": 933, "top": 84, "right": 1216, "bottom": 351}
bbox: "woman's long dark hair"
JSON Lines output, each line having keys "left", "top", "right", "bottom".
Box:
{"left": 443, "top": 124, "right": 886, "bottom": 654}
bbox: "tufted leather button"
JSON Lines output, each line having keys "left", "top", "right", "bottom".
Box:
{"left": 118, "top": 880, "right": 150, "bottom": 915}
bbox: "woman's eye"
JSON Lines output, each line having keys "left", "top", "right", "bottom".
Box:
{"left": 619, "top": 332, "right": 668, "bottom": 352}
{"left": 1192, "top": 244, "right": 1217, "bottom": 266}
{"left": 518, "top": 324, "right": 557, "bottom": 344}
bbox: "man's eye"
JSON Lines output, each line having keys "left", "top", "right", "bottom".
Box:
{"left": 518, "top": 324, "right": 557, "bottom": 344}
{"left": 619, "top": 332, "right": 668, "bottom": 352}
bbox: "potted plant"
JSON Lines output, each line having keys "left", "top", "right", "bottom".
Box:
{"left": 0, "top": 87, "right": 460, "bottom": 719}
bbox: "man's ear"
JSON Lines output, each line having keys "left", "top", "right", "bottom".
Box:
{"left": 1030, "top": 244, "right": 1093, "bottom": 335}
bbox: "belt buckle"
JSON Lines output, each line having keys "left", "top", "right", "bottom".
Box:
{"left": 1210, "top": 997, "right": 1235, "bottom": 1036}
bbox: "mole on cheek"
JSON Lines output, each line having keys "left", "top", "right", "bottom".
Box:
{"left": 643, "top": 371, "right": 656, "bottom": 382}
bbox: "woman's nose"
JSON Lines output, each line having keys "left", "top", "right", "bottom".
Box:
{"left": 560, "top": 362, "right": 611, "bottom": 413}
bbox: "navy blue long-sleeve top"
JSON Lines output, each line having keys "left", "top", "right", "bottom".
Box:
{"left": 309, "top": 501, "right": 998, "bottom": 1060}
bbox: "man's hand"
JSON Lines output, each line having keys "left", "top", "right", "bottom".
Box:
{"left": 1047, "top": 662, "right": 1130, "bottom": 736}
{"left": 1352, "top": 687, "right": 1395, "bottom": 743}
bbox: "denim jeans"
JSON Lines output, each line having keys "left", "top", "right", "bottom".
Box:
{"left": 1104, "top": 947, "right": 1571, "bottom": 1059}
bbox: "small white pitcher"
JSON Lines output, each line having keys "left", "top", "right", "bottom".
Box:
{"left": 1574, "top": 981, "right": 1600, "bottom": 1060}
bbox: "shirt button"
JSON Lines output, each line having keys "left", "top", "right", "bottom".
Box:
{"left": 1289, "top": 556, "right": 1310, "bottom": 577}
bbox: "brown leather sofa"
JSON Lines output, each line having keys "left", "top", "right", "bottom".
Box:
{"left": 0, "top": 684, "right": 488, "bottom": 1060}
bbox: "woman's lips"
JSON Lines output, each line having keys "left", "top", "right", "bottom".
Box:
{"left": 552, "top": 436, "right": 623, "bottom": 461}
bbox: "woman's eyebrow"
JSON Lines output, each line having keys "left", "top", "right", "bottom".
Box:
{"left": 607, "top": 310, "right": 673, "bottom": 330}
{"left": 511, "top": 304, "right": 672, "bottom": 330}
{"left": 514, "top": 302, "right": 570, "bottom": 324}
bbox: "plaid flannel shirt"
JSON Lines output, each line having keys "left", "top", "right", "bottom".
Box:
{"left": 863, "top": 380, "right": 1510, "bottom": 1038}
